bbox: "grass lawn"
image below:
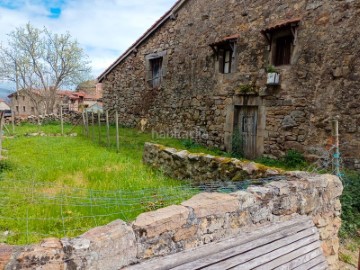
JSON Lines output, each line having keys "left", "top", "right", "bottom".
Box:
{"left": 0, "top": 123, "right": 220, "bottom": 244}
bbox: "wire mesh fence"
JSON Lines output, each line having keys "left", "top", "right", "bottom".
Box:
{"left": 0, "top": 176, "right": 284, "bottom": 245}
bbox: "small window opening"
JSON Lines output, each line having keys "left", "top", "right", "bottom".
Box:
{"left": 274, "top": 35, "right": 293, "bottom": 66}
{"left": 150, "top": 57, "right": 163, "bottom": 88}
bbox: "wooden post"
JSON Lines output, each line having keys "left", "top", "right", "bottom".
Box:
{"left": 0, "top": 112, "right": 3, "bottom": 159}
{"left": 106, "top": 110, "right": 110, "bottom": 147}
{"left": 85, "top": 112, "right": 89, "bottom": 137}
{"left": 97, "top": 111, "right": 101, "bottom": 144}
{"left": 91, "top": 111, "right": 95, "bottom": 142}
{"left": 82, "top": 112, "right": 86, "bottom": 136}
{"left": 332, "top": 118, "right": 340, "bottom": 177}
{"left": 60, "top": 105, "right": 64, "bottom": 136}
{"left": 11, "top": 107, "right": 15, "bottom": 134}
{"left": 115, "top": 110, "right": 119, "bottom": 152}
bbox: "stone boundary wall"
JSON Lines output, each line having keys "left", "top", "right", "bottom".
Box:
{"left": 5, "top": 112, "right": 82, "bottom": 126}
{"left": 143, "top": 142, "right": 283, "bottom": 182}
{"left": 0, "top": 156, "right": 343, "bottom": 269}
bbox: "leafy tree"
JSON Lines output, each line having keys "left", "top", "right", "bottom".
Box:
{"left": 0, "top": 23, "right": 91, "bottom": 114}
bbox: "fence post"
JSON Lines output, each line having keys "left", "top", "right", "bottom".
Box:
{"left": 106, "top": 110, "right": 110, "bottom": 147}
{"left": 60, "top": 105, "right": 64, "bottom": 136}
{"left": 332, "top": 118, "right": 340, "bottom": 177}
{"left": 85, "top": 111, "right": 89, "bottom": 137}
{"left": 97, "top": 111, "right": 101, "bottom": 144}
{"left": 115, "top": 110, "right": 119, "bottom": 152}
{"left": 0, "top": 112, "right": 3, "bottom": 159}
{"left": 82, "top": 112, "right": 86, "bottom": 136}
{"left": 91, "top": 112, "right": 95, "bottom": 142}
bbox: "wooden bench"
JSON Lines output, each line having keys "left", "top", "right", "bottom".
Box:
{"left": 124, "top": 216, "right": 328, "bottom": 270}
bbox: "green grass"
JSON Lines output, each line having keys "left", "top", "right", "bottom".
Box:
{"left": 1, "top": 123, "right": 222, "bottom": 244}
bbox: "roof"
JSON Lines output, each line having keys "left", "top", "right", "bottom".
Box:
{"left": 97, "top": 0, "right": 189, "bottom": 82}
{"left": 0, "top": 99, "right": 10, "bottom": 111}
{"left": 261, "top": 18, "right": 301, "bottom": 34}
{"left": 8, "top": 89, "right": 42, "bottom": 98}
{"left": 58, "top": 90, "right": 98, "bottom": 101}
{"left": 209, "top": 34, "right": 240, "bottom": 46}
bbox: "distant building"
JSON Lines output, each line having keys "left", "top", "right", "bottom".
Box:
{"left": 8, "top": 85, "right": 103, "bottom": 117}
{"left": 8, "top": 90, "right": 42, "bottom": 118}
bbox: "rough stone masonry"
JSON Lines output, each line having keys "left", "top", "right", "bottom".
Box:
{"left": 0, "top": 169, "right": 343, "bottom": 269}
{"left": 99, "top": 0, "right": 360, "bottom": 170}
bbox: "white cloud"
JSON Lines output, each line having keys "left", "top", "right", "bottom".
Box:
{"left": 0, "top": 0, "right": 177, "bottom": 80}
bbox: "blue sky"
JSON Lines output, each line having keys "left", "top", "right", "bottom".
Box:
{"left": 0, "top": 0, "right": 177, "bottom": 96}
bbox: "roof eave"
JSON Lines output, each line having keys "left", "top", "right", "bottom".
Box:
{"left": 97, "top": 0, "right": 188, "bottom": 82}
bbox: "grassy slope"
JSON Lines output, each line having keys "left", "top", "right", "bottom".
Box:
{"left": 1, "top": 123, "right": 218, "bottom": 244}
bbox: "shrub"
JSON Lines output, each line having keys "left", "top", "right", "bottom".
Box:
{"left": 181, "top": 139, "right": 200, "bottom": 150}
{"left": 340, "top": 171, "right": 360, "bottom": 237}
{"left": 282, "top": 149, "right": 306, "bottom": 168}
{"left": 0, "top": 160, "right": 12, "bottom": 173}
{"left": 231, "top": 128, "right": 243, "bottom": 158}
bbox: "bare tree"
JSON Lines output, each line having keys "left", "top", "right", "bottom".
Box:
{"left": 0, "top": 23, "right": 91, "bottom": 114}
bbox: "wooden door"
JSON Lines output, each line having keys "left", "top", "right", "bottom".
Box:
{"left": 234, "top": 106, "right": 258, "bottom": 159}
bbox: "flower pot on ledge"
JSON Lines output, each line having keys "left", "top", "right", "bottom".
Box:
{"left": 266, "top": 72, "right": 280, "bottom": 86}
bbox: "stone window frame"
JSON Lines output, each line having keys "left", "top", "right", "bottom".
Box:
{"left": 145, "top": 51, "right": 168, "bottom": 88}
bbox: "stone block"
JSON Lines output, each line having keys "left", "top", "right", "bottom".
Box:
{"left": 181, "top": 193, "right": 239, "bottom": 218}
{"left": 173, "top": 226, "right": 197, "bottom": 242}
{"left": 0, "top": 244, "right": 14, "bottom": 270}
{"left": 9, "top": 238, "right": 64, "bottom": 270}
{"left": 133, "top": 205, "right": 189, "bottom": 238}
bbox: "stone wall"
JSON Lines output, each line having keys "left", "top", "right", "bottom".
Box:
{"left": 143, "top": 142, "right": 283, "bottom": 182}
{"left": 0, "top": 170, "right": 343, "bottom": 269}
{"left": 101, "top": 0, "right": 360, "bottom": 170}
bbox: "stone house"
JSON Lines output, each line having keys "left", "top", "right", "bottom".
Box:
{"left": 8, "top": 87, "right": 102, "bottom": 117}
{"left": 98, "top": 0, "right": 360, "bottom": 169}
{"left": 8, "top": 90, "right": 43, "bottom": 118}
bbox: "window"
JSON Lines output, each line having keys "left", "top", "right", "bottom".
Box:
{"left": 210, "top": 35, "right": 238, "bottom": 75}
{"left": 150, "top": 57, "right": 163, "bottom": 88}
{"left": 16, "top": 106, "right": 19, "bottom": 112}
{"left": 261, "top": 19, "right": 300, "bottom": 67}
{"left": 15, "top": 96, "right": 18, "bottom": 101}
{"left": 23, "top": 106, "right": 26, "bottom": 112}
{"left": 273, "top": 35, "right": 293, "bottom": 66}
{"left": 145, "top": 51, "right": 167, "bottom": 88}
{"left": 219, "top": 45, "right": 234, "bottom": 74}
{"left": 31, "top": 107, "right": 35, "bottom": 114}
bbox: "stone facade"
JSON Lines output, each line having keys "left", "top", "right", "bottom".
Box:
{"left": 99, "top": 0, "right": 360, "bottom": 170}
{"left": 0, "top": 171, "right": 343, "bottom": 269}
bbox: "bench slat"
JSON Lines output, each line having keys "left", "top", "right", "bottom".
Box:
{"left": 171, "top": 221, "right": 313, "bottom": 270}
{"left": 254, "top": 241, "right": 321, "bottom": 270}
{"left": 275, "top": 247, "right": 324, "bottom": 270}
{"left": 293, "top": 255, "right": 326, "bottom": 270}
{"left": 309, "top": 261, "right": 328, "bottom": 270}
{"left": 205, "top": 230, "right": 318, "bottom": 270}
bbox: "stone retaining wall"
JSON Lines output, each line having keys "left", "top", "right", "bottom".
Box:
{"left": 0, "top": 171, "right": 342, "bottom": 269}
{"left": 143, "top": 142, "right": 283, "bottom": 182}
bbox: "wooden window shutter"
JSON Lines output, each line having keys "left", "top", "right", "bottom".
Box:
{"left": 218, "top": 48, "right": 224, "bottom": 73}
